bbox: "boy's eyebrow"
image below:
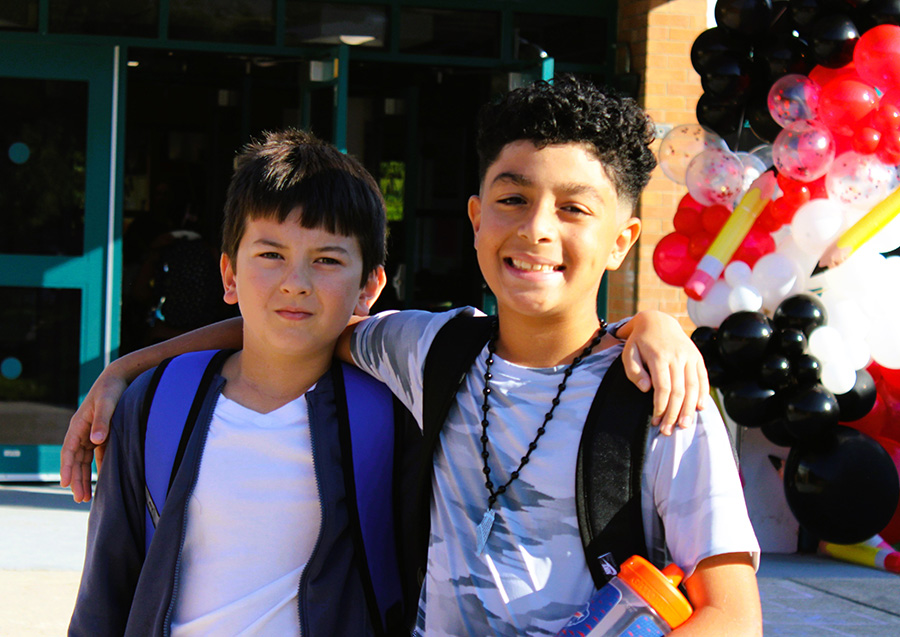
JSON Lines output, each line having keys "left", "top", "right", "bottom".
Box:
{"left": 252, "top": 238, "right": 351, "bottom": 254}
{"left": 491, "top": 172, "right": 606, "bottom": 200}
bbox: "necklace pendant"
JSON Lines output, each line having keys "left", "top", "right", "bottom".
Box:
{"left": 475, "top": 508, "right": 496, "bottom": 555}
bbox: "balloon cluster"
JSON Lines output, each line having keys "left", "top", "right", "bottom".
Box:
{"left": 656, "top": 0, "right": 900, "bottom": 545}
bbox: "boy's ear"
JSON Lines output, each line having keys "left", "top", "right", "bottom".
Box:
{"left": 354, "top": 266, "right": 387, "bottom": 317}
{"left": 467, "top": 195, "right": 482, "bottom": 236}
{"left": 221, "top": 253, "right": 239, "bottom": 306}
{"left": 605, "top": 215, "right": 641, "bottom": 271}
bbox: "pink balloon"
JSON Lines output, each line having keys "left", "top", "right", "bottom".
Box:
{"left": 773, "top": 120, "right": 836, "bottom": 182}
{"left": 854, "top": 24, "right": 900, "bottom": 92}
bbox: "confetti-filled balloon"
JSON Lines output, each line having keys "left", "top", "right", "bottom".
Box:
{"left": 658, "top": 124, "right": 728, "bottom": 185}
{"left": 768, "top": 74, "right": 821, "bottom": 127}
{"left": 773, "top": 119, "right": 836, "bottom": 182}
{"left": 825, "top": 151, "right": 900, "bottom": 210}
{"left": 685, "top": 147, "right": 745, "bottom": 206}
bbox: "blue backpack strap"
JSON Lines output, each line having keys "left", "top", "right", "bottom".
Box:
{"left": 336, "top": 362, "right": 403, "bottom": 635}
{"left": 141, "top": 349, "right": 223, "bottom": 553}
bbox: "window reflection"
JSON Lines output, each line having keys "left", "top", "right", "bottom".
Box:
{"left": 286, "top": 2, "right": 387, "bottom": 49}
{"left": 0, "top": 0, "right": 38, "bottom": 31}
{"left": 0, "top": 287, "right": 80, "bottom": 445}
{"left": 399, "top": 8, "right": 500, "bottom": 58}
{"left": 0, "top": 77, "right": 87, "bottom": 256}
{"left": 49, "top": 0, "right": 157, "bottom": 37}
{"left": 169, "top": 0, "right": 274, "bottom": 44}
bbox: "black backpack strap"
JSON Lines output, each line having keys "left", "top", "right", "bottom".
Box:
{"left": 409, "top": 314, "right": 494, "bottom": 586}
{"left": 576, "top": 354, "right": 654, "bottom": 588}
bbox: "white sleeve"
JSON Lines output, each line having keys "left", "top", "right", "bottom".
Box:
{"left": 349, "top": 306, "right": 480, "bottom": 427}
{"left": 642, "top": 398, "right": 761, "bottom": 577}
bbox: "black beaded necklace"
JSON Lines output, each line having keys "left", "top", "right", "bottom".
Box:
{"left": 474, "top": 318, "right": 608, "bottom": 554}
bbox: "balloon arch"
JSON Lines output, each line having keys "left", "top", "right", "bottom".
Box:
{"left": 653, "top": 0, "right": 900, "bottom": 549}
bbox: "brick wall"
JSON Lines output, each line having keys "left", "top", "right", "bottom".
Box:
{"left": 608, "top": 0, "right": 708, "bottom": 331}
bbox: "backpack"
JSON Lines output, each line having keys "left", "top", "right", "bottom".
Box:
{"left": 139, "top": 349, "right": 406, "bottom": 636}
{"left": 409, "top": 314, "right": 654, "bottom": 588}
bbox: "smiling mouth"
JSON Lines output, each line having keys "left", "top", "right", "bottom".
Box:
{"left": 506, "top": 257, "right": 564, "bottom": 272}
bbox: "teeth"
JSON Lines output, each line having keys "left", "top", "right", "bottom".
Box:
{"left": 510, "top": 258, "right": 558, "bottom": 272}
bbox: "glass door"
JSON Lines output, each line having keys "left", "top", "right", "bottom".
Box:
{"left": 0, "top": 39, "right": 122, "bottom": 479}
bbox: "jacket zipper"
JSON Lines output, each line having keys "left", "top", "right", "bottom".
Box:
{"left": 297, "top": 393, "right": 325, "bottom": 637}
{"left": 162, "top": 381, "right": 223, "bottom": 636}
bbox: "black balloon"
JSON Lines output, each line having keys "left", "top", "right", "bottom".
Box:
{"left": 864, "top": 0, "right": 900, "bottom": 28}
{"left": 775, "top": 327, "right": 808, "bottom": 358}
{"left": 717, "top": 311, "right": 775, "bottom": 370}
{"left": 716, "top": 0, "right": 775, "bottom": 37}
{"left": 723, "top": 379, "right": 782, "bottom": 426}
{"left": 773, "top": 294, "right": 828, "bottom": 336}
{"left": 760, "top": 353, "right": 793, "bottom": 390}
{"left": 691, "top": 27, "right": 752, "bottom": 74}
{"left": 691, "top": 326, "right": 733, "bottom": 387}
{"left": 793, "top": 354, "right": 823, "bottom": 386}
{"left": 790, "top": 0, "right": 823, "bottom": 30}
{"left": 697, "top": 93, "right": 746, "bottom": 137}
{"left": 746, "top": 92, "right": 784, "bottom": 143}
{"left": 761, "top": 418, "right": 797, "bottom": 446}
{"left": 755, "top": 33, "right": 814, "bottom": 80}
{"left": 807, "top": 13, "right": 860, "bottom": 68}
{"left": 784, "top": 426, "right": 900, "bottom": 544}
{"left": 700, "top": 52, "right": 756, "bottom": 101}
{"left": 783, "top": 383, "right": 840, "bottom": 441}
{"left": 836, "top": 369, "right": 878, "bottom": 422}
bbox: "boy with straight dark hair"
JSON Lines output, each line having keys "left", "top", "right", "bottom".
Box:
{"left": 69, "top": 129, "right": 406, "bottom": 636}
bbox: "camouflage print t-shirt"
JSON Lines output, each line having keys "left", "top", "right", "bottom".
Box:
{"left": 351, "top": 308, "right": 759, "bottom": 637}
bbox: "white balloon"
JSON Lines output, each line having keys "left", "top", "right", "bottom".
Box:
{"left": 865, "top": 211, "right": 900, "bottom": 254}
{"left": 790, "top": 198, "right": 845, "bottom": 256}
{"left": 809, "top": 325, "right": 846, "bottom": 366}
{"left": 728, "top": 284, "right": 763, "bottom": 312}
{"left": 751, "top": 253, "right": 802, "bottom": 312}
{"left": 868, "top": 321, "right": 900, "bottom": 369}
{"left": 821, "top": 363, "right": 857, "bottom": 395}
{"left": 724, "top": 261, "right": 752, "bottom": 287}
{"left": 844, "top": 336, "right": 872, "bottom": 370}
{"left": 688, "top": 280, "right": 733, "bottom": 328}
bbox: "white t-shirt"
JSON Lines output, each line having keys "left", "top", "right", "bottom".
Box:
{"left": 351, "top": 307, "right": 760, "bottom": 637}
{"left": 170, "top": 393, "right": 321, "bottom": 636}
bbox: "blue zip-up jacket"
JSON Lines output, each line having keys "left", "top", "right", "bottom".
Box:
{"left": 69, "top": 358, "right": 389, "bottom": 636}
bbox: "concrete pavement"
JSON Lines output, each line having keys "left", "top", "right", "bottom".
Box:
{"left": 1, "top": 483, "right": 898, "bottom": 636}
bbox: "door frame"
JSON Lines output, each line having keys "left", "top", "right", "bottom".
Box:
{"left": 0, "top": 38, "right": 125, "bottom": 478}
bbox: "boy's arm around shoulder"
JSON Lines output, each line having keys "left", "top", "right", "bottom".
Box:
{"left": 61, "top": 316, "right": 243, "bottom": 502}
{"left": 69, "top": 371, "right": 158, "bottom": 636}
{"left": 672, "top": 552, "right": 762, "bottom": 636}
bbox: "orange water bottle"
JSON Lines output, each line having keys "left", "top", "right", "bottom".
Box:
{"left": 556, "top": 555, "right": 693, "bottom": 636}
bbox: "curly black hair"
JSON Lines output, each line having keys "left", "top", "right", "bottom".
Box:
{"left": 476, "top": 75, "right": 657, "bottom": 208}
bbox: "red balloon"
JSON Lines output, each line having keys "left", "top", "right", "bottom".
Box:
{"left": 753, "top": 204, "right": 783, "bottom": 233}
{"left": 818, "top": 78, "right": 880, "bottom": 137}
{"left": 673, "top": 205, "right": 704, "bottom": 236}
{"left": 677, "top": 192, "right": 705, "bottom": 213}
{"left": 701, "top": 204, "right": 731, "bottom": 234}
{"left": 652, "top": 232, "right": 697, "bottom": 287}
{"left": 871, "top": 100, "right": 900, "bottom": 134}
{"left": 732, "top": 229, "right": 775, "bottom": 267}
{"left": 808, "top": 62, "right": 859, "bottom": 87}
{"left": 873, "top": 436, "right": 900, "bottom": 544}
{"left": 854, "top": 24, "right": 900, "bottom": 92}
{"left": 852, "top": 126, "right": 882, "bottom": 154}
{"left": 689, "top": 231, "right": 714, "bottom": 260}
